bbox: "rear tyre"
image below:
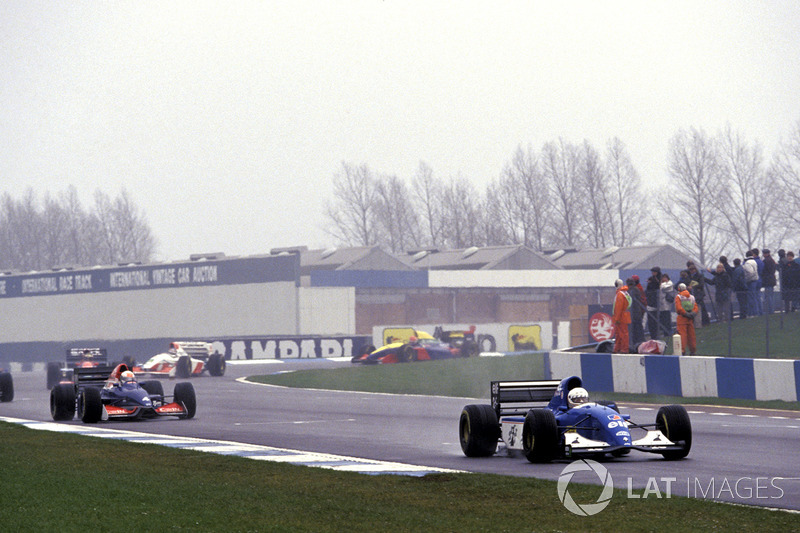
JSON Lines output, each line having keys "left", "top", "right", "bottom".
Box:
{"left": 141, "top": 380, "right": 164, "bottom": 398}
{"left": 0, "top": 372, "right": 13, "bottom": 402}
{"left": 175, "top": 355, "right": 192, "bottom": 378}
{"left": 46, "top": 362, "right": 61, "bottom": 389}
{"left": 459, "top": 404, "right": 500, "bottom": 457}
{"left": 50, "top": 383, "right": 76, "bottom": 421}
{"left": 522, "top": 408, "right": 559, "bottom": 463}
{"left": 656, "top": 405, "right": 692, "bottom": 460}
{"left": 174, "top": 382, "right": 196, "bottom": 419}
{"left": 78, "top": 387, "right": 103, "bottom": 423}
{"left": 399, "top": 344, "right": 416, "bottom": 363}
{"left": 460, "top": 340, "right": 480, "bottom": 358}
{"left": 207, "top": 353, "right": 226, "bottom": 376}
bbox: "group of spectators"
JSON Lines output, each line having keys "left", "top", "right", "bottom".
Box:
{"left": 612, "top": 247, "right": 800, "bottom": 355}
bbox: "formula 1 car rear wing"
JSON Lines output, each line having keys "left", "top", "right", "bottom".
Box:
{"left": 72, "top": 365, "right": 116, "bottom": 389}
{"left": 490, "top": 380, "right": 560, "bottom": 417}
{"left": 169, "top": 341, "right": 213, "bottom": 361}
{"left": 66, "top": 347, "right": 108, "bottom": 366}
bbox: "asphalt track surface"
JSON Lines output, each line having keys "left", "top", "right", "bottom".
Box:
{"left": 4, "top": 359, "right": 800, "bottom": 511}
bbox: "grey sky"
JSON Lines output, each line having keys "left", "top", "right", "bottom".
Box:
{"left": 2, "top": 1, "right": 799, "bottom": 262}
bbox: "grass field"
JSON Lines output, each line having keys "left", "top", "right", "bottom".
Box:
{"left": 249, "top": 352, "right": 800, "bottom": 411}
{"left": 2, "top": 421, "right": 799, "bottom": 532}
{"left": 694, "top": 311, "right": 800, "bottom": 358}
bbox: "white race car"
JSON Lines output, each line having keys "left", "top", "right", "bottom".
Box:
{"left": 132, "top": 341, "right": 226, "bottom": 378}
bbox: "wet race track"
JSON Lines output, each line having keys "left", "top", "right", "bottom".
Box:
{"left": 3, "top": 358, "right": 800, "bottom": 511}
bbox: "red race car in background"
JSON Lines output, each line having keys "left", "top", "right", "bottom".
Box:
{"left": 351, "top": 328, "right": 480, "bottom": 364}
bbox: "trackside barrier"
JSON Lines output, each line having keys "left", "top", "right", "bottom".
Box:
{"left": 545, "top": 350, "right": 800, "bottom": 402}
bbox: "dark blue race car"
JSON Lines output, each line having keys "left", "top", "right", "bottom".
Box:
{"left": 50, "top": 363, "right": 196, "bottom": 423}
{"left": 459, "top": 375, "right": 691, "bottom": 462}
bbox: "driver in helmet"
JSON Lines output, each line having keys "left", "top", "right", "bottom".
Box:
{"left": 120, "top": 370, "right": 136, "bottom": 386}
{"left": 567, "top": 387, "right": 589, "bottom": 408}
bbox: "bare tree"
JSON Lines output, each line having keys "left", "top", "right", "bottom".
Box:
{"left": 112, "top": 188, "right": 157, "bottom": 262}
{"left": 578, "top": 140, "right": 610, "bottom": 248}
{"left": 411, "top": 161, "right": 444, "bottom": 248}
{"left": 375, "top": 174, "right": 422, "bottom": 253}
{"left": 440, "top": 176, "right": 481, "bottom": 248}
{"left": 493, "top": 145, "right": 553, "bottom": 250}
{"left": 542, "top": 138, "right": 584, "bottom": 247}
{"left": 713, "top": 125, "right": 777, "bottom": 252}
{"left": 323, "top": 162, "right": 382, "bottom": 247}
{"left": 605, "top": 137, "right": 646, "bottom": 246}
{"left": 771, "top": 119, "right": 800, "bottom": 242}
{"left": 657, "top": 128, "right": 725, "bottom": 266}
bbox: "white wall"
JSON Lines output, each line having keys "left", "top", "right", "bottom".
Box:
{"left": 0, "top": 282, "right": 299, "bottom": 341}
{"left": 299, "top": 287, "right": 355, "bottom": 335}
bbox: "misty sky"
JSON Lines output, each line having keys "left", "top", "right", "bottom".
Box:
{"left": 2, "top": 1, "right": 799, "bottom": 262}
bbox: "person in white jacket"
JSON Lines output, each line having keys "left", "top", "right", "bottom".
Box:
{"left": 659, "top": 273, "right": 675, "bottom": 336}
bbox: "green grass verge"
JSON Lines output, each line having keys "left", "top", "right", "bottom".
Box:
{"left": 1, "top": 421, "right": 798, "bottom": 532}
{"left": 251, "top": 353, "right": 546, "bottom": 399}
{"left": 695, "top": 312, "right": 800, "bottom": 358}
{"left": 250, "top": 353, "right": 799, "bottom": 411}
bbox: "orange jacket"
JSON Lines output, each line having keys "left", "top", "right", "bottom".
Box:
{"left": 675, "top": 290, "right": 698, "bottom": 325}
{"left": 613, "top": 286, "right": 632, "bottom": 324}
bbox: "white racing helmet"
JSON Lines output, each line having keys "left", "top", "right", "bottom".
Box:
{"left": 567, "top": 387, "right": 589, "bottom": 408}
{"left": 120, "top": 370, "right": 136, "bottom": 384}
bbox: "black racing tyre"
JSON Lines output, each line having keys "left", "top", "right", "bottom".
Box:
{"left": 460, "top": 340, "right": 480, "bottom": 358}
{"left": 459, "top": 404, "right": 500, "bottom": 457}
{"left": 351, "top": 344, "right": 376, "bottom": 363}
{"left": 207, "top": 353, "right": 226, "bottom": 376}
{"left": 50, "top": 383, "right": 76, "bottom": 421}
{"left": 399, "top": 344, "right": 416, "bottom": 363}
{"left": 175, "top": 355, "right": 192, "bottom": 378}
{"left": 656, "top": 404, "right": 692, "bottom": 460}
{"left": 522, "top": 408, "right": 559, "bottom": 463}
{"left": 141, "top": 380, "right": 164, "bottom": 398}
{"left": 78, "top": 387, "right": 103, "bottom": 423}
{"left": 0, "top": 372, "right": 13, "bottom": 402}
{"left": 46, "top": 362, "right": 61, "bottom": 389}
{"left": 174, "top": 381, "right": 196, "bottom": 419}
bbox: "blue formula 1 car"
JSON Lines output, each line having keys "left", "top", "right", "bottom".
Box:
{"left": 459, "top": 376, "right": 691, "bottom": 462}
{"left": 50, "top": 363, "right": 196, "bottom": 423}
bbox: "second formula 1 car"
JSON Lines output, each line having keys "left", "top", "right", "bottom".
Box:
{"left": 459, "top": 375, "right": 692, "bottom": 462}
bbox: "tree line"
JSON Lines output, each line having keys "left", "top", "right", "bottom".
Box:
{"left": 0, "top": 186, "right": 156, "bottom": 272}
{"left": 324, "top": 120, "right": 800, "bottom": 266}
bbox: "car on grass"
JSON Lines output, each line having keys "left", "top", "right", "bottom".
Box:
{"left": 127, "top": 341, "right": 226, "bottom": 378}
{"left": 459, "top": 375, "right": 692, "bottom": 462}
{"left": 351, "top": 329, "right": 480, "bottom": 364}
{"left": 46, "top": 347, "right": 110, "bottom": 389}
{"left": 49, "top": 363, "right": 196, "bottom": 423}
{"left": 0, "top": 368, "right": 13, "bottom": 402}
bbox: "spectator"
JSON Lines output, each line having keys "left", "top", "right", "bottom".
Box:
{"left": 628, "top": 275, "right": 647, "bottom": 345}
{"left": 687, "top": 261, "right": 710, "bottom": 326}
{"left": 675, "top": 289, "right": 698, "bottom": 355}
{"left": 731, "top": 258, "right": 748, "bottom": 319}
{"left": 743, "top": 250, "right": 761, "bottom": 316}
{"left": 612, "top": 279, "right": 631, "bottom": 353}
{"left": 752, "top": 248, "right": 765, "bottom": 314}
{"left": 719, "top": 255, "right": 734, "bottom": 276}
{"left": 762, "top": 249, "right": 777, "bottom": 314}
{"left": 785, "top": 251, "right": 800, "bottom": 311}
{"left": 645, "top": 267, "right": 662, "bottom": 339}
{"left": 659, "top": 273, "right": 675, "bottom": 337}
{"left": 706, "top": 262, "right": 732, "bottom": 322}
{"left": 778, "top": 249, "right": 790, "bottom": 312}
